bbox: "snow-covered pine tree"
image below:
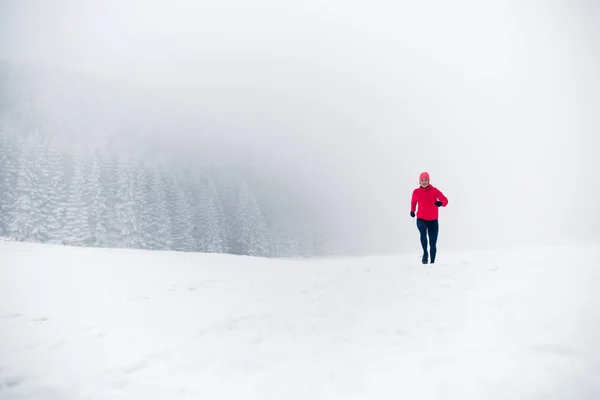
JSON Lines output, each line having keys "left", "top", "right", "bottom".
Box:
{"left": 62, "top": 154, "right": 91, "bottom": 246}
{"left": 86, "top": 149, "right": 109, "bottom": 247}
{"left": 8, "top": 131, "right": 46, "bottom": 241}
{"left": 215, "top": 171, "right": 242, "bottom": 253}
{"left": 114, "top": 152, "right": 139, "bottom": 248}
{"left": 30, "top": 138, "right": 52, "bottom": 242}
{"left": 147, "top": 164, "right": 172, "bottom": 250}
{"left": 0, "top": 124, "right": 8, "bottom": 236}
{"left": 184, "top": 167, "right": 201, "bottom": 247}
{"left": 100, "top": 151, "right": 120, "bottom": 247}
{"left": 207, "top": 168, "right": 228, "bottom": 250}
{"left": 169, "top": 174, "right": 195, "bottom": 252}
{"left": 44, "top": 140, "right": 69, "bottom": 243}
{"left": 235, "top": 180, "right": 270, "bottom": 257}
{"left": 8, "top": 158, "right": 34, "bottom": 241}
{"left": 0, "top": 122, "right": 20, "bottom": 236}
{"left": 29, "top": 132, "right": 58, "bottom": 242}
{"left": 194, "top": 172, "right": 224, "bottom": 253}
{"left": 133, "top": 160, "right": 152, "bottom": 249}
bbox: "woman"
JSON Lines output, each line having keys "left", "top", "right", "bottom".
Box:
{"left": 410, "top": 172, "right": 448, "bottom": 264}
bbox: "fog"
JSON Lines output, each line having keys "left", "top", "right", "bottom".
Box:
{"left": 1, "top": 0, "right": 599, "bottom": 254}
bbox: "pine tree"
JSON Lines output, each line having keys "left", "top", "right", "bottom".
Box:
{"left": 235, "top": 180, "right": 270, "bottom": 257}
{"left": 44, "top": 142, "right": 69, "bottom": 243}
{"left": 0, "top": 124, "right": 20, "bottom": 236}
{"left": 169, "top": 178, "right": 195, "bottom": 252}
{"left": 8, "top": 131, "right": 45, "bottom": 241}
{"left": 28, "top": 132, "right": 54, "bottom": 242}
{"left": 133, "top": 161, "right": 152, "bottom": 249}
{"left": 8, "top": 162, "right": 34, "bottom": 241}
{"left": 63, "top": 155, "right": 91, "bottom": 245}
{"left": 86, "top": 150, "right": 109, "bottom": 247}
{"left": 147, "top": 165, "right": 172, "bottom": 250}
{"left": 215, "top": 171, "right": 241, "bottom": 253}
{"left": 208, "top": 168, "right": 228, "bottom": 249}
{"left": 114, "top": 153, "right": 139, "bottom": 248}
{"left": 100, "top": 151, "right": 120, "bottom": 247}
{"left": 0, "top": 125, "right": 8, "bottom": 236}
{"left": 194, "top": 174, "right": 224, "bottom": 253}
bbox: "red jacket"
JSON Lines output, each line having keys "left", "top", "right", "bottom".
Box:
{"left": 411, "top": 185, "right": 448, "bottom": 221}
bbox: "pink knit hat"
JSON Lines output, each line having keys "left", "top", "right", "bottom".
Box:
{"left": 419, "top": 172, "right": 430, "bottom": 181}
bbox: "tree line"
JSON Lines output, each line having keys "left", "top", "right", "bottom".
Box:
{"left": 0, "top": 128, "right": 330, "bottom": 257}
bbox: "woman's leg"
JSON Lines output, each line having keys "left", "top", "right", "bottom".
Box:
{"left": 428, "top": 219, "right": 439, "bottom": 263}
{"left": 416, "top": 218, "right": 429, "bottom": 263}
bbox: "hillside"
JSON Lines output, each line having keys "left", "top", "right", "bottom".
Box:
{"left": 1, "top": 240, "right": 599, "bottom": 399}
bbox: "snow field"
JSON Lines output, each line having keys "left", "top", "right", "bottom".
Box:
{"left": 1, "top": 241, "right": 599, "bottom": 399}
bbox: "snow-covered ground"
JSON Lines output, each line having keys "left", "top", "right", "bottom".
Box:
{"left": 1, "top": 240, "right": 599, "bottom": 400}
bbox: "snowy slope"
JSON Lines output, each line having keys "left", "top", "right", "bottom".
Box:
{"left": 1, "top": 240, "right": 599, "bottom": 400}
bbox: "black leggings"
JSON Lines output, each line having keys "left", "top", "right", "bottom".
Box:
{"left": 416, "top": 218, "right": 439, "bottom": 262}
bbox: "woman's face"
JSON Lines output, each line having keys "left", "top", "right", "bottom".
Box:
{"left": 420, "top": 178, "right": 429, "bottom": 188}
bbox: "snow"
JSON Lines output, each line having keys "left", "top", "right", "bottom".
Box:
{"left": 1, "top": 241, "right": 599, "bottom": 400}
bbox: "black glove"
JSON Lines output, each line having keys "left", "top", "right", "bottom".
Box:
{"left": 435, "top": 201, "right": 443, "bottom": 207}
{"left": 410, "top": 211, "right": 415, "bottom": 218}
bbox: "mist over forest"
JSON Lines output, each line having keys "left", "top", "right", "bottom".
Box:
{"left": 1, "top": 0, "right": 599, "bottom": 256}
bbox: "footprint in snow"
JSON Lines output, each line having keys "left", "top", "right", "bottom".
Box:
{"left": 0, "top": 313, "right": 23, "bottom": 320}
{"left": 1, "top": 376, "right": 25, "bottom": 389}
{"left": 122, "top": 360, "right": 149, "bottom": 375}
{"left": 121, "top": 353, "right": 166, "bottom": 376}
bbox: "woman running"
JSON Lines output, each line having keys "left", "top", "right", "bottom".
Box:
{"left": 410, "top": 172, "right": 448, "bottom": 264}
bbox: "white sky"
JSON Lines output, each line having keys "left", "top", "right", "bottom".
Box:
{"left": 1, "top": 0, "right": 599, "bottom": 253}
